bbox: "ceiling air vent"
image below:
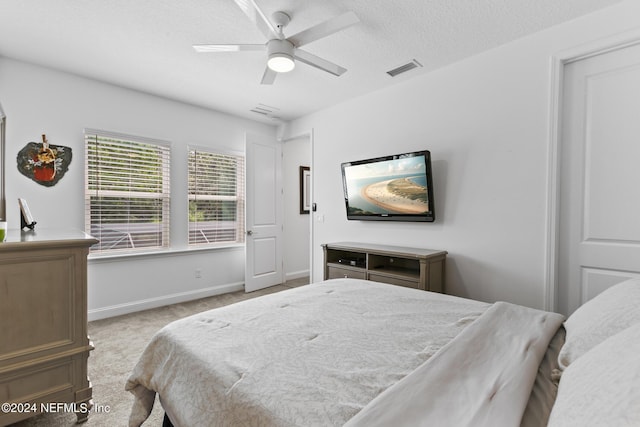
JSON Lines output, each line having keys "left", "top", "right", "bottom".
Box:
{"left": 250, "top": 103, "right": 282, "bottom": 121}
{"left": 386, "top": 59, "right": 423, "bottom": 77}
{"left": 250, "top": 103, "right": 281, "bottom": 119}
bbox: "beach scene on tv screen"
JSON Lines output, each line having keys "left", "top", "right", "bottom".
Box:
{"left": 344, "top": 156, "right": 429, "bottom": 215}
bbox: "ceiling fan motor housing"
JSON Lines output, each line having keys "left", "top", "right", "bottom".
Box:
{"left": 267, "top": 39, "right": 295, "bottom": 72}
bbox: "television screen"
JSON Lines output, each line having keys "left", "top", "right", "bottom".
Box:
{"left": 341, "top": 150, "right": 435, "bottom": 222}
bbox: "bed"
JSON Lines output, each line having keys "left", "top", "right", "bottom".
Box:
{"left": 126, "top": 277, "right": 640, "bottom": 427}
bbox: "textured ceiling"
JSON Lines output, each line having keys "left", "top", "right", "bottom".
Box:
{"left": 0, "top": 0, "right": 623, "bottom": 124}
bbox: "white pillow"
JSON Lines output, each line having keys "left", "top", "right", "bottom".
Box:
{"left": 548, "top": 323, "right": 640, "bottom": 427}
{"left": 558, "top": 278, "right": 640, "bottom": 369}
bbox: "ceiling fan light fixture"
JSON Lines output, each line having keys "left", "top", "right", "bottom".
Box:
{"left": 268, "top": 53, "right": 295, "bottom": 72}
{"left": 195, "top": 5, "right": 359, "bottom": 84}
{"left": 267, "top": 39, "right": 295, "bottom": 73}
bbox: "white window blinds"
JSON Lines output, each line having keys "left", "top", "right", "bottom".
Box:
{"left": 85, "top": 129, "right": 171, "bottom": 254}
{"left": 188, "top": 147, "right": 245, "bottom": 245}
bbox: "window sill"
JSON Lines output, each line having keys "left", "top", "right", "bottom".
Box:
{"left": 88, "top": 243, "right": 245, "bottom": 263}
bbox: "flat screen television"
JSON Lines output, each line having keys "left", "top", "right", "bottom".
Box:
{"left": 341, "top": 150, "right": 435, "bottom": 222}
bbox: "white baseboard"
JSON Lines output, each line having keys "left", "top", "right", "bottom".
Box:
{"left": 285, "top": 270, "right": 310, "bottom": 281}
{"left": 88, "top": 281, "right": 245, "bottom": 321}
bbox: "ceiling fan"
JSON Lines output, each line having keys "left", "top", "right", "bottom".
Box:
{"left": 193, "top": 0, "right": 359, "bottom": 85}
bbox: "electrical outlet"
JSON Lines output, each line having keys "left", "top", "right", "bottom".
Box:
{"left": 195, "top": 268, "right": 202, "bottom": 279}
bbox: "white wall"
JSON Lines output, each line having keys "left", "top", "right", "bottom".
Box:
{"left": 283, "top": 1, "right": 640, "bottom": 310}
{"left": 0, "top": 58, "right": 276, "bottom": 319}
{"left": 282, "top": 135, "right": 311, "bottom": 280}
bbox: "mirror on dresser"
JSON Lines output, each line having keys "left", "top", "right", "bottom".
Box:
{"left": 0, "top": 104, "right": 7, "bottom": 220}
{"left": 0, "top": 102, "right": 5, "bottom": 220}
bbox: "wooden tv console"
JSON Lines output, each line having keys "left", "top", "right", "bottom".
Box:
{"left": 0, "top": 229, "right": 97, "bottom": 425}
{"left": 322, "top": 242, "right": 447, "bottom": 292}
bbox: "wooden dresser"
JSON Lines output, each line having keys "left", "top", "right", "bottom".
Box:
{"left": 322, "top": 242, "right": 447, "bottom": 293}
{"left": 0, "top": 229, "right": 97, "bottom": 425}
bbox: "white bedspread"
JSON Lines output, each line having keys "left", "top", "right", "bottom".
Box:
{"left": 126, "top": 279, "right": 562, "bottom": 427}
{"left": 126, "top": 279, "right": 488, "bottom": 426}
{"left": 345, "top": 301, "right": 564, "bottom": 427}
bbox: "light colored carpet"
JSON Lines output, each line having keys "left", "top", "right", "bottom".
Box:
{"left": 9, "top": 278, "right": 308, "bottom": 427}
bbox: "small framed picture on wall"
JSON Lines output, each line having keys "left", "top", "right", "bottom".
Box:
{"left": 299, "top": 166, "right": 311, "bottom": 214}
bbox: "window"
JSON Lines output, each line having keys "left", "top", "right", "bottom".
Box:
{"left": 85, "top": 129, "right": 170, "bottom": 254}
{"left": 188, "top": 147, "right": 245, "bottom": 245}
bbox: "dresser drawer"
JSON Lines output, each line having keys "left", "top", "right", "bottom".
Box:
{"left": 0, "top": 358, "right": 77, "bottom": 425}
{"left": 368, "top": 273, "right": 422, "bottom": 290}
{"left": 0, "top": 359, "right": 74, "bottom": 403}
{"left": 327, "top": 265, "right": 366, "bottom": 280}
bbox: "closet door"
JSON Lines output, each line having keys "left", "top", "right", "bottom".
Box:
{"left": 245, "top": 132, "right": 284, "bottom": 292}
{"left": 557, "top": 42, "right": 640, "bottom": 315}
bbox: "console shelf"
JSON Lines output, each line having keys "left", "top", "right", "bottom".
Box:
{"left": 322, "top": 242, "right": 447, "bottom": 292}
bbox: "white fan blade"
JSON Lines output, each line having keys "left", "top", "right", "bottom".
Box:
{"left": 294, "top": 49, "right": 347, "bottom": 77}
{"left": 261, "top": 67, "right": 277, "bottom": 85}
{"left": 233, "top": 0, "right": 279, "bottom": 39}
{"left": 288, "top": 11, "right": 359, "bottom": 47}
{"left": 193, "top": 44, "right": 265, "bottom": 53}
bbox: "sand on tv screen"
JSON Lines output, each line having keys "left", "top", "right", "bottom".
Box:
{"left": 341, "top": 151, "right": 434, "bottom": 222}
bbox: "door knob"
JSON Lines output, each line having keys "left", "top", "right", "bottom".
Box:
{"left": 246, "top": 230, "right": 253, "bottom": 236}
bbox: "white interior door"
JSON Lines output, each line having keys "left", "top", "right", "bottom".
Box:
{"left": 245, "top": 133, "right": 284, "bottom": 292}
{"left": 557, "top": 41, "right": 640, "bottom": 315}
